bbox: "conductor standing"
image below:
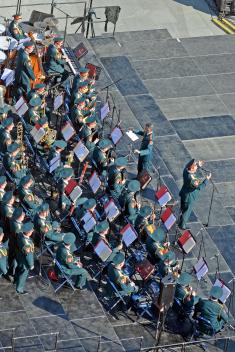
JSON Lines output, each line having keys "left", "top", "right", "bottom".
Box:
{"left": 178, "top": 159, "right": 211, "bottom": 230}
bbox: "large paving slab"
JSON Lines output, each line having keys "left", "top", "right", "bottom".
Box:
{"left": 181, "top": 35, "right": 235, "bottom": 56}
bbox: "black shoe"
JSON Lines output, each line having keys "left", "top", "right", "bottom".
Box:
{"left": 16, "top": 290, "right": 28, "bottom": 295}
{"left": 3, "top": 274, "right": 13, "bottom": 283}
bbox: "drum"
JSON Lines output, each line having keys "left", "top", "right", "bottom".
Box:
{"left": 0, "top": 24, "right": 5, "bottom": 35}
{"left": 0, "top": 36, "right": 17, "bottom": 51}
{"left": 0, "top": 50, "right": 6, "bottom": 64}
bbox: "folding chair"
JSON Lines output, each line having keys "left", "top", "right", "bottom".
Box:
{"left": 106, "top": 276, "right": 130, "bottom": 313}
{"left": 52, "top": 258, "right": 76, "bottom": 293}
{"left": 196, "top": 315, "right": 216, "bottom": 337}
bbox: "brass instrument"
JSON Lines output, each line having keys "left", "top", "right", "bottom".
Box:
{"left": 40, "top": 127, "right": 57, "bottom": 148}
{"left": 16, "top": 122, "right": 28, "bottom": 169}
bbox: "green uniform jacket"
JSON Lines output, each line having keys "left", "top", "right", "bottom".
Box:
{"left": 175, "top": 284, "right": 199, "bottom": 310}
{"left": 9, "top": 20, "right": 26, "bottom": 40}
{"left": 56, "top": 243, "right": 77, "bottom": 273}
{"left": 45, "top": 44, "right": 65, "bottom": 74}
{"left": 0, "top": 129, "right": 12, "bottom": 153}
{"left": 0, "top": 240, "right": 8, "bottom": 275}
{"left": 196, "top": 298, "right": 228, "bottom": 332}
{"left": 15, "top": 48, "right": 35, "bottom": 93}
{"left": 93, "top": 146, "right": 108, "bottom": 171}
{"left": 16, "top": 233, "right": 34, "bottom": 270}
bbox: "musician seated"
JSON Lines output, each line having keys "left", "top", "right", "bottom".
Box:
{"left": 18, "top": 174, "right": 42, "bottom": 215}
{"left": 44, "top": 36, "right": 69, "bottom": 85}
{"left": 33, "top": 202, "right": 52, "bottom": 239}
{"left": 134, "top": 205, "right": 154, "bottom": 234}
{"left": 75, "top": 198, "right": 97, "bottom": 221}
{"left": 48, "top": 139, "right": 67, "bottom": 166}
{"left": 35, "top": 116, "right": 56, "bottom": 155}
{"left": 174, "top": 272, "right": 199, "bottom": 317}
{"left": 27, "top": 83, "right": 50, "bottom": 121}
{"left": 1, "top": 191, "right": 15, "bottom": 222}
{"left": 146, "top": 226, "right": 168, "bottom": 263}
{"left": 0, "top": 227, "right": 9, "bottom": 279}
{"left": 72, "top": 67, "right": 90, "bottom": 91}
{"left": 123, "top": 180, "right": 141, "bottom": 224}
{"left": 57, "top": 167, "right": 74, "bottom": 211}
{"left": 70, "top": 96, "right": 86, "bottom": 128}
{"left": 89, "top": 220, "right": 110, "bottom": 247}
{"left": 9, "top": 14, "right": 27, "bottom": 41}
{"left": 24, "top": 96, "right": 42, "bottom": 127}
{"left": 3, "top": 142, "right": 27, "bottom": 184}
{"left": 157, "top": 251, "right": 179, "bottom": 278}
{"left": 0, "top": 117, "right": 14, "bottom": 154}
{"left": 79, "top": 114, "right": 100, "bottom": 147}
{"left": 70, "top": 81, "right": 89, "bottom": 107}
{"left": 0, "top": 105, "right": 11, "bottom": 123}
{"left": 107, "top": 156, "right": 127, "bottom": 201}
{"left": 0, "top": 176, "right": 7, "bottom": 203}
{"left": 44, "top": 221, "right": 65, "bottom": 247}
{"left": 194, "top": 286, "right": 228, "bottom": 334}
{"left": 93, "top": 138, "right": 113, "bottom": 175}
{"left": 108, "top": 252, "right": 138, "bottom": 295}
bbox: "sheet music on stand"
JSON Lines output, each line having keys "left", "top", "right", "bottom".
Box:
{"left": 94, "top": 239, "right": 112, "bottom": 262}
{"left": 111, "top": 126, "right": 123, "bottom": 145}
{"left": 120, "top": 224, "right": 137, "bottom": 247}
{"left": 54, "top": 93, "right": 64, "bottom": 110}
{"left": 65, "top": 179, "right": 83, "bottom": 203}
{"left": 100, "top": 102, "right": 110, "bottom": 121}
{"left": 81, "top": 211, "right": 96, "bottom": 233}
{"left": 30, "top": 124, "right": 46, "bottom": 143}
{"left": 104, "top": 199, "right": 120, "bottom": 222}
{"left": 126, "top": 130, "right": 139, "bottom": 142}
{"left": 194, "top": 257, "right": 208, "bottom": 280}
{"left": 62, "top": 122, "right": 76, "bottom": 142}
{"left": 74, "top": 141, "right": 89, "bottom": 162}
{"left": 14, "top": 96, "right": 28, "bottom": 116}
{"left": 214, "top": 279, "right": 231, "bottom": 303}
{"left": 89, "top": 171, "right": 101, "bottom": 194}
{"left": 49, "top": 154, "right": 61, "bottom": 173}
{"left": 1, "top": 68, "right": 15, "bottom": 87}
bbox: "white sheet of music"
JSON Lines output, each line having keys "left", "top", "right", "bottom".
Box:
{"left": 54, "top": 94, "right": 63, "bottom": 110}
{"left": 194, "top": 258, "right": 208, "bottom": 280}
{"left": 214, "top": 279, "right": 231, "bottom": 303}
{"left": 30, "top": 126, "right": 46, "bottom": 143}
{"left": 100, "top": 102, "right": 110, "bottom": 121}
{"left": 104, "top": 200, "right": 120, "bottom": 222}
{"left": 69, "top": 186, "right": 82, "bottom": 203}
{"left": 49, "top": 155, "right": 61, "bottom": 173}
{"left": 111, "top": 127, "right": 122, "bottom": 145}
{"left": 1, "top": 68, "right": 15, "bottom": 86}
{"left": 122, "top": 225, "right": 137, "bottom": 247}
{"left": 95, "top": 239, "right": 112, "bottom": 262}
{"left": 164, "top": 213, "right": 176, "bottom": 231}
{"left": 82, "top": 212, "right": 96, "bottom": 233}
{"left": 89, "top": 172, "right": 101, "bottom": 194}
{"left": 62, "top": 123, "right": 75, "bottom": 141}
{"left": 74, "top": 141, "right": 89, "bottom": 162}
{"left": 14, "top": 97, "right": 25, "bottom": 111}
{"left": 126, "top": 130, "right": 139, "bottom": 142}
{"left": 158, "top": 192, "right": 172, "bottom": 207}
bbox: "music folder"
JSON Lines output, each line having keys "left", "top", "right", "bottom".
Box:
{"left": 81, "top": 211, "right": 96, "bottom": 233}
{"left": 126, "top": 130, "right": 139, "bottom": 142}
{"left": 155, "top": 185, "right": 172, "bottom": 207}
{"left": 94, "top": 239, "right": 112, "bottom": 262}
{"left": 65, "top": 179, "right": 82, "bottom": 203}
{"left": 14, "top": 96, "right": 28, "bottom": 116}
{"left": 161, "top": 207, "right": 176, "bottom": 231}
{"left": 30, "top": 123, "right": 46, "bottom": 143}
{"left": 89, "top": 171, "right": 101, "bottom": 194}
{"left": 120, "top": 223, "right": 137, "bottom": 247}
{"left": 111, "top": 126, "right": 123, "bottom": 145}
{"left": 61, "top": 122, "right": 75, "bottom": 141}
{"left": 178, "top": 230, "right": 196, "bottom": 254}
{"left": 194, "top": 257, "right": 208, "bottom": 280}
{"left": 74, "top": 141, "right": 89, "bottom": 162}
{"left": 49, "top": 155, "right": 61, "bottom": 173}
{"left": 104, "top": 199, "right": 120, "bottom": 222}
{"left": 1, "top": 68, "right": 15, "bottom": 87}
{"left": 100, "top": 102, "right": 110, "bottom": 121}
{"left": 54, "top": 93, "right": 63, "bottom": 110}
{"left": 213, "top": 279, "right": 231, "bottom": 304}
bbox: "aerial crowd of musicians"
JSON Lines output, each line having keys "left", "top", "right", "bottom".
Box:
{"left": 0, "top": 13, "right": 229, "bottom": 338}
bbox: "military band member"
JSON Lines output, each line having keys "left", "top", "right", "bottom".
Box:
{"left": 18, "top": 174, "right": 42, "bottom": 214}
{"left": 24, "top": 96, "right": 42, "bottom": 127}
{"left": 45, "top": 221, "right": 64, "bottom": 244}
{"left": 1, "top": 191, "right": 15, "bottom": 221}
{"left": 72, "top": 67, "right": 90, "bottom": 92}
{"left": 174, "top": 272, "right": 199, "bottom": 316}
{"left": 0, "top": 105, "right": 11, "bottom": 123}
{"left": 70, "top": 81, "right": 89, "bottom": 107}
{"left": 56, "top": 233, "right": 88, "bottom": 290}
{"left": 57, "top": 167, "right": 74, "bottom": 210}
{"left": 75, "top": 198, "right": 97, "bottom": 221}
{"left": 123, "top": 180, "right": 141, "bottom": 224}
{"left": 70, "top": 96, "right": 86, "bottom": 128}
{"left": 158, "top": 251, "right": 178, "bottom": 278}
{"left": 107, "top": 156, "right": 127, "bottom": 200}
{"left": 146, "top": 226, "right": 168, "bottom": 263}
{"left": 0, "top": 176, "right": 7, "bottom": 203}
{"left": 134, "top": 205, "right": 154, "bottom": 233}
{"left": 48, "top": 140, "right": 67, "bottom": 165}
{"left": 90, "top": 220, "right": 110, "bottom": 247}
{"left": 93, "top": 138, "right": 112, "bottom": 174}
{"left": 34, "top": 203, "right": 51, "bottom": 236}
{"left": 0, "top": 117, "right": 14, "bottom": 153}
{"left": 195, "top": 286, "right": 228, "bottom": 333}
{"left": 133, "top": 123, "right": 153, "bottom": 174}
{"left": 3, "top": 142, "right": 27, "bottom": 183}
{"left": 15, "top": 41, "right": 35, "bottom": 97}
{"left": 9, "top": 14, "right": 27, "bottom": 41}
{"left": 10, "top": 207, "right": 25, "bottom": 236}
{"left": 15, "top": 221, "right": 35, "bottom": 294}
{"left": 178, "top": 159, "right": 211, "bottom": 230}
{"left": 0, "top": 227, "right": 9, "bottom": 279}
{"left": 108, "top": 252, "right": 138, "bottom": 294}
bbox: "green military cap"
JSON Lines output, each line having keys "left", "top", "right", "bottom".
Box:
{"left": 52, "top": 221, "right": 60, "bottom": 230}
{"left": 139, "top": 205, "right": 152, "bottom": 218}
{"left": 96, "top": 220, "right": 109, "bottom": 233}
{"left": 85, "top": 115, "right": 96, "bottom": 124}
{"left": 128, "top": 180, "right": 140, "bottom": 193}
{"left": 63, "top": 232, "right": 76, "bottom": 245}
{"left": 76, "top": 197, "right": 88, "bottom": 206}
{"left": 20, "top": 174, "right": 34, "bottom": 186}
{"left": 60, "top": 167, "right": 73, "bottom": 179}
{"left": 40, "top": 202, "right": 50, "bottom": 212}
{"left": 115, "top": 157, "right": 128, "bottom": 167}
{"left": 79, "top": 67, "right": 89, "bottom": 73}
{"left": 210, "top": 286, "right": 223, "bottom": 299}
{"left": 112, "top": 252, "right": 125, "bottom": 265}
{"left": 163, "top": 250, "right": 176, "bottom": 262}
{"left": 7, "top": 142, "right": 20, "bottom": 153}
{"left": 34, "top": 83, "right": 45, "bottom": 90}
{"left": 22, "top": 221, "right": 34, "bottom": 232}
{"left": 74, "top": 96, "right": 86, "bottom": 105}
{"left": 2, "top": 117, "right": 13, "bottom": 128}
{"left": 12, "top": 207, "right": 24, "bottom": 219}
{"left": 38, "top": 116, "right": 48, "bottom": 125}
{"left": 150, "top": 226, "right": 165, "bottom": 242}
{"left": 0, "top": 105, "right": 11, "bottom": 114}
{"left": 99, "top": 138, "right": 112, "bottom": 150}
{"left": 54, "top": 36, "right": 64, "bottom": 42}
{"left": 83, "top": 198, "right": 96, "bottom": 210}
{"left": 0, "top": 176, "right": 6, "bottom": 185}
{"left": 24, "top": 40, "right": 34, "bottom": 47}
{"left": 177, "top": 272, "right": 193, "bottom": 286}
{"left": 78, "top": 80, "right": 88, "bottom": 88}
{"left": 53, "top": 140, "right": 67, "bottom": 149}
{"left": 29, "top": 96, "right": 41, "bottom": 107}
{"left": 2, "top": 191, "right": 14, "bottom": 203}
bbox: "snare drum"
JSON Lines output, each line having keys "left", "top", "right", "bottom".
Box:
{"left": 0, "top": 50, "right": 6, "bottom": 64}
{"left": 0, "top": 24, "right": 6, "bottom": 35}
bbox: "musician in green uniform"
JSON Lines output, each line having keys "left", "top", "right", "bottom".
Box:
{"left": 0, "top": 227, "right": 9, "bottom": 278}
{"left": 123, "top": 180, "right": 141, "bottom": 224}
{"left": 70, "top": 81, "right": 89, "bottom": 107}
{"left": 18, "top": 174, "right": 42, "bottom": 215}
{"left": 158, "top": 251, "right": 178, "bottom": 278}
{"left": 72, "top": 67, "right": 89, "bottom": 91}
{"left": 174, "top": 272, "right": 199, "bottom": 316}
{"left": 134, "top": 205, "right": 155, "bottom": 233}
{"left": 108, "top": 252, "right": 138, "bottom": 294}
{"left": 24, "top": 96, "right": 42, "bottom": 127}
{"left": 34, "top": 202, "right": 51, "bottom": 236}
{"left": 107, "top": 156, "right": 127, "bottom": 200}
{"left": 195, "top": 286, "right": 228, "bottom": 334}
{"left": 55, "top": 233, "right": 88, "bottom": 290}
{"left": 14, "top": 221, "right": 34, "bottom": 294}
{"left": 146, "top": 226, "right": 167, "bottom": 263}
{"left": 3, "top": 142, "right": 27, "bottom": 184}
{"left": 70, "top": 96, "right": 86, "bottom": 128}
{"left": 1, "top": 191, "right": 15, "bottom": 221}
{"left": 178, "top": 159, "right": 211, "bottom": 230}
{"left": 27, "top": 83, "right": 50, "bottom": 122}
{"left": 45, "top": 221, "right": 64, "bottom": 244}
{"left": 0, "top": 117, "right": 14, "bottom": 153}
{"left": 93, "top": 138, "right": 112, "bottom": 174}
{"left": 48, "top": 139, "right": 67, "bottom": 166}
{"left": 75, "top": 198, "right": 97, "bottom": 221}
{"left": 90, "top": 220, "right": 110, "bottom": 247}
{"left": 133, "top": 123, "right": 153, "bottom": 174}
{"left": 0, "top": 105, "right": 11, "bottom": 123}
{"left": 9, "top": 14, "right": 27, "bottom": 41}
{"left": 0, "top": 176, "right": 7, "bottom": 203}
{"left": 57, "top": 167, "right": 74, "bottom": 210}
{"left": 15, "top": 41, "right": 35, "bottom": 97}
